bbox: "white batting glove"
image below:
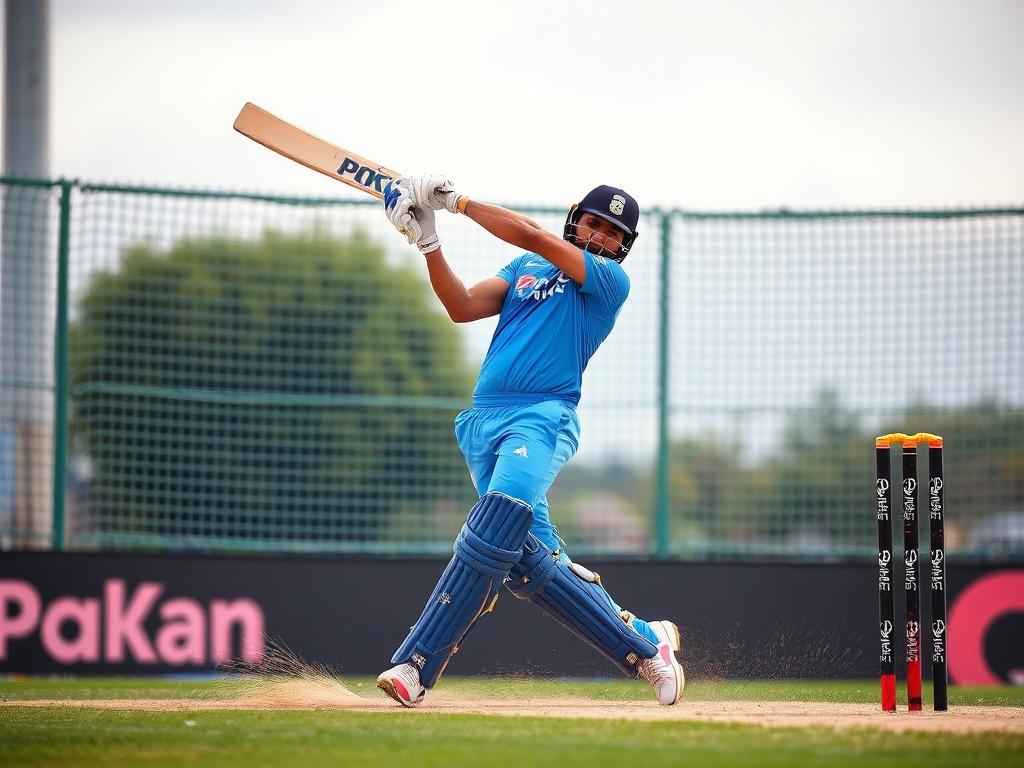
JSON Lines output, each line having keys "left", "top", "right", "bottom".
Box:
{"left": 413, "top": 205, "right": 441, "bottom": 255}
{"left": 383, "top": 180, "right": 420, "bottom": 244}
{"left": 409, "top": 175, "right": 467, "bottom": 215}
{"left": 408, "top": 176, "right": 447, "bottom": 211}
{"left": 383, "top": 179, "right": 441, "bottom": 254}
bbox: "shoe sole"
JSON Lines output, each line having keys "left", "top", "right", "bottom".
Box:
{"left": 377, "top": 677, "right": 421, "bottom": 708}
{"left": 653, "top": 620, "right": 686, "bottom": 704}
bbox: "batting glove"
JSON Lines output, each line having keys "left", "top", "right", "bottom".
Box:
{"left": 413, "top": 205, "right": 441, "bottom": 255}
{"left": 383, "top": 179, "right": 440, "bottom": 254}
{"left": 383, "top": 179, "right": 420, "bottom": 242}
{"left": 409, "top": 175, "right": 467, "bottom": 215}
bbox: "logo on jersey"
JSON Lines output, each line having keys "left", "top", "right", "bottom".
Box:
{"left": 515, "top": 272, "right": 571, "bottom": 302}
{"left": 515, "top": 275, "right": 538, "bottom": 297}
{"left": 609, "top": 195, "right": 626, "bottom": 216}
{"left": 513, "top": 444, "right": 529, "bottom": 458}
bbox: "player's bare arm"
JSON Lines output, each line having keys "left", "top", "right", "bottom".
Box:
{"left": 408, "top": 175, "right": 632, "bottom": 283}
{"left": 377, "top": 181, "right": 507, "bottom": 322}
{"left": 461, "top": 200, "right": 589, "bottom": 284}
{"left": 422, "top": 251, "right": 508, "bottom": 323}
{"left": 403, "top": 175, "right": 589, "bottom": 281}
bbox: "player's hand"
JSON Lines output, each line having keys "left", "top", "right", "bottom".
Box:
{"left": 383, "top": 179, "right": 440, "bottom": 254}
{"left": 383, "top": 179, "right": 420, "bottom": 243}
{"left": 408, "top": 176, "right": 448, "bottom": 211}
{"left": 409, "top": 175, "right": 465, "bottom": 215}
{"left": 413, "top": 205, "right": 440, "bottom": 255}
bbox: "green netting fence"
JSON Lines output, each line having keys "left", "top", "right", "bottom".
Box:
{"left": 1, "top": 177, "right": 1021, "bottom": 559}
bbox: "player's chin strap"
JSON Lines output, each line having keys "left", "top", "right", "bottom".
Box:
{"left": 505, "top": 534, "right": 658, "bottom": 676}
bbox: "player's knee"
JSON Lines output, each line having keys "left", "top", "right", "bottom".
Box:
{"left": 507, "top": 533, "right": 559, "bottom": 597}
{"left": 455, "top": 492, "right": 534, "bottom": 576}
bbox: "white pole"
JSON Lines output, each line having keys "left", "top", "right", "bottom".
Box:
{"left": 2, "top": 0, "right": 54, "bottom": 548}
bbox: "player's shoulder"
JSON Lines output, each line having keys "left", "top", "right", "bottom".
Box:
{"left": 498, "top": 252, "right": 532, "bottom": 278}
{"left": 587, "top": 251, "right": 630, "bottom": 284}
{"left": 586, "top": 250, "right": 623, "bottom": 269}
{"left": 521, "top": 252, "right": 549, "bottom": 264}
{"left": 505, "top": 252, "right": 539, "bottom": 270}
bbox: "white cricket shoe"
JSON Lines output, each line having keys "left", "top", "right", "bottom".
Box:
{"left": 376, "top": 662, "right": 426, "bottom": 707}
{"left": 636, "top": 620, "right": 685, "bottom": 705}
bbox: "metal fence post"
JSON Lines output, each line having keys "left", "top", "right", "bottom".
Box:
{"left": 654, "top": 209, "right": 672, "bottom": 559}
{"left": 51, "top": 178, "right": 72, "bottom": 549}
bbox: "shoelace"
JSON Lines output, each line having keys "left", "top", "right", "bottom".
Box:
{"left": 636, "top": 653, "right": 673, "bottom": 686}
{"left": 394, "top": 664, "right": 422, "bottom": 691}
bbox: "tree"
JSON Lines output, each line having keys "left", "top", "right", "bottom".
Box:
{"left": 69, "top": 227, "right": 475, "bottom": 549}
{"left": 655, "top": 389, "right": 1024, "bottom": 559}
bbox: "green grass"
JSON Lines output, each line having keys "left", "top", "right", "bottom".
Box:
{"left": 2, "top": 678, "right": 1022, "bottom": 767}
{"left": 4, "top": 676, "right": 1024, "bottom": 707}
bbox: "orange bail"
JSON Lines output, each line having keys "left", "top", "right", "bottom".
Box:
{"left": 875, "top": 433, "right": 908, "bottom": 448}
{"left": 875, "top": 432, "right": 943, "bottom": 448}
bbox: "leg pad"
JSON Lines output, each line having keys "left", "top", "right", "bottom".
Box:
{"left": 506, "top": 534, "right": 658, "bottom": 675}
{"left": 392, "top": 493, "right": 533, "bottom": 687}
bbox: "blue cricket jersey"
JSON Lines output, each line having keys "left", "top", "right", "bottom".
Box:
{"left": 472, "top": 249, "right": 630, "bottom": 407}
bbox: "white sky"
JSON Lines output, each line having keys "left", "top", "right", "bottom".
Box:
{"left": 13, "top": 0, "right": 1024, "bottom": 210}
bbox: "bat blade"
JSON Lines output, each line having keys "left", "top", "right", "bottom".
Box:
{"left": 233, "top": 102, "right": 401, "bottom": 199}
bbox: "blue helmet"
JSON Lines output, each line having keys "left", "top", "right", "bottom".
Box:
{"left": 563, "top": 185, "right": 640, "bottom": 261}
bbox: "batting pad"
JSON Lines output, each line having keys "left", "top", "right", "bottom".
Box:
{"left": 506, "top": 534, "right": 659, "bottom": 676}
{"left": 391, "top": 492, "right": 533, "bottom": 687}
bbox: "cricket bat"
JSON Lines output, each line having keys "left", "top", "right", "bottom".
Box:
{"left": 233, "top": 103, "right": 401, "bottom": 199}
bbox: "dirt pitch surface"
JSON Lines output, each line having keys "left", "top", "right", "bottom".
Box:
{"left": 5, "top": 678, "right": 1023, "bottom": 735}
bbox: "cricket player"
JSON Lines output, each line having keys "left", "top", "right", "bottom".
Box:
{"left": 375, "top": 176, "right": 685, "bottom": 707}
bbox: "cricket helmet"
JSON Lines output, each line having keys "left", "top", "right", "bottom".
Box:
{"left": 563, "top": 185, "right": 640, "bottom": 261}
